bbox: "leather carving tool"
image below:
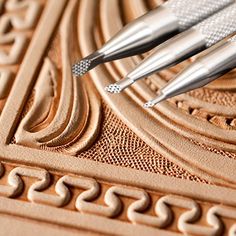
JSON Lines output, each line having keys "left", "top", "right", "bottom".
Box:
{"left": 143, "top": 35, "right": 236, "bottom": 107}
{"left": 72, "top": 0, "right": 234, "bottom": 77}
{"left": 105, "top": 3, "right": 236, "bottom": 95}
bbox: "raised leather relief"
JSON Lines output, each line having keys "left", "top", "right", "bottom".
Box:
{"left": 0, "top": 0, "right": 42, "bottom": 114}
{"left": 14, "top": 0, "right": 102, "bottom": 154}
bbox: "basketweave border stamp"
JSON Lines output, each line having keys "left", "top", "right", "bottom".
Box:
{"left": 0, "top": 0, "right": 235, "bottom": 235}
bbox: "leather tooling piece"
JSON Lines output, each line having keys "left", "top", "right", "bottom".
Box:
{"left": 0, "top": 0, "right": 236, "bottom": 235}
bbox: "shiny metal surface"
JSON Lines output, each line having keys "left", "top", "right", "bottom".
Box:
{"left": 106, "top": 28, "right": 206, "bottom": 93}
{"left": 145, "top": 38, "right": 236, "bottom": 107}
{"left": 165, "top": 0, "right": 234, "bottom": 30}
{"left": 72, "top": 0, "right": 233, "bottom": 77}
{"left": 99, "top": 6, "right": 178, "bottom": 61}
{"left": 107, "top": 3, "right": 236, "bottom": 94}
{"left": 194, "top": 4, "right": 236, "bottom": 47}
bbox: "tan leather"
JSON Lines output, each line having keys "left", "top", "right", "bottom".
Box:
{"left": 0, "top": 0, "right": 235, "bottom": 235}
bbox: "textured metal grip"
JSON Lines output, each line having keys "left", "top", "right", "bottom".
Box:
{"left": 195, "top": 4, "right": 236, "bottom": 47}
{"left": 165, "top": 0, "right": 234, "bottom": 30}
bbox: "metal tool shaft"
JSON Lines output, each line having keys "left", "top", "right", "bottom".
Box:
{"left": 144, "top": 36, "right": 236, "bottom": 107}
{"left": 106, "top": 3, "right": 236, "bottom": 94}
{"left": 72, "top": 0, "right": 234, "bottom": 77}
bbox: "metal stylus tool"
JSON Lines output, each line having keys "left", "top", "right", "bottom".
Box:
{"left": 144, "top": 35, "right": 236, "bottom": 107}
{"left": 105, "top": 3, "right": 236, "bottom": 94}
{"left": 72, "top": 0, "right": 234, "bottom": 77}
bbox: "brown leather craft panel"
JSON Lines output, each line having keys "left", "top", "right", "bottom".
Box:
{"left": 0, "top": 0, "right": 236, "bottom": 235}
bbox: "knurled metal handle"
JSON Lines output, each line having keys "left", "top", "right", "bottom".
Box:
{"left": 165, "top": 0, "right": 234, "bottom": 30}
{"left": 195, "top": 4, "right": 236, "bottom": 47}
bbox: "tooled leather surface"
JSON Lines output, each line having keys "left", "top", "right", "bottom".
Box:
{"left": 0, "top": 0, "right": 42, "bottom": 113}
{"left": 0, "top": 0, "right": 236, "bottom": 235}
{"left": 9, "top": 0, "right": 236, "bottom": 184}
{"left": 92, "top": 0, "right": 236, "bottom": 184}
{"left": 12, "top": 0, "right": 207, "bottom": 183}
{"left": 79, "top": 104, "right": 208, "bottom": 182}
{"left": 0, "top": 163, "right": 235, "bottom": 235}
{"left": 2, "top": 0, "right": 234, "bottom": 186}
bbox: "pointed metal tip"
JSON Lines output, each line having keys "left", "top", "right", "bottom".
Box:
{"left": 105, "top": 84, "right": 122, "bottom": 93}
{"left": 72, "top": 51, "right": 104, "bottom": 77}
{"left": 105, "top": 77, "right": 134, "bottom": 93}
{"left": 143, "top": 101, "right": 155, "bottom": 108}
{"left": 143, "top": 93, "right": 167, "bottom": 108}
{"left": 72, "top": 58, "right": 92, "bottom": 77}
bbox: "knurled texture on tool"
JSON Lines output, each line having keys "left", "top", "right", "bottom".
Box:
{"left": 195, "top": 4, "right": 236, "bottom": 47}
{"left": 165, "top": 0, "right": 234, "bottom": 31}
